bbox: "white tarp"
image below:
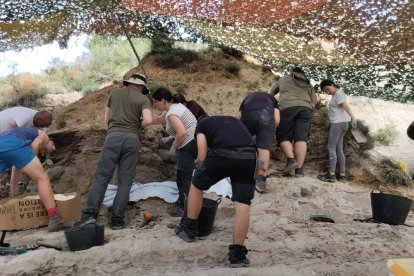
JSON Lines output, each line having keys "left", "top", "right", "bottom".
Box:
{"left": 102, "top": 178, "right": 232, "bottom": 207}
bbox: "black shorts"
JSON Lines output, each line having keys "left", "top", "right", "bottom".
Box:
{"left": 192, "top": 148, "right": 256, "bottom": 205}
{"left": 241, "top": 109, "right": 275, "bottom": 150}
{"left": 276, "top": 106, "right": 313, "bottom": 143}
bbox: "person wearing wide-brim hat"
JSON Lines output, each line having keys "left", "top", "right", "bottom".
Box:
{"left": 79, "top": 72, "right": 152, "bottom": 230}
{"left": 123, "top": 73, "right": 150, "bottom": 95}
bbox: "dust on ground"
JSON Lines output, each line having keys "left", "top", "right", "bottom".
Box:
{"left": 1, "top": 53, "right": 414, "bottom": 275}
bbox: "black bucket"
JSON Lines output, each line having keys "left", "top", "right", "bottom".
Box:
{"left": 371, "top": 190, "right": 413, "bottom": 225}
{"left": 64, "top": 223, "right": 105, "bottom": 251}
{"left": 198, "top": 198, "right": 221, "bottom": 236}
{"left": 184, "top": 197, "right": 221, "bottom": 237}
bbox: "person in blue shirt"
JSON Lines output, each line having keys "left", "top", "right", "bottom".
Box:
{"left": 0, "top": 127, "right": 64, "bottom": 232}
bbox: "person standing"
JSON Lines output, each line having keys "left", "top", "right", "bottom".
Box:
{"left": 239, "top": 91, "right": 279, "bottom": 192}
{"left": 0, "top": 127, "right": 63, "bottom": 232}
{"left": 270, "top": 67, "right": 316, "bottom": 177}
{"left": 151, "top": 88, "right": 197, "bottom": 211}
{"left": 175, "top": 116, "right": 257, "bottom": 268}
{"left": 172, "top": 93, "right": 208, "bottom": 121}
{"left": 318, "top": 79, "right": 356, "bottom": 182}
{"left": 80, "top": 73, "right": 153, "bottom": 229}
{"left": 407, "top": 121, "right": 414, "bottom": 140}
{"left": 0, "top": 106, "right": 53, "bottom": 134}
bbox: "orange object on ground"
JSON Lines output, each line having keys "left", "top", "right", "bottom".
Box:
{"left": 387, "top": 259, "right": 414, "bottom": 276}
{"left": 144, "top": 212, "right": 152, "bottom": 221}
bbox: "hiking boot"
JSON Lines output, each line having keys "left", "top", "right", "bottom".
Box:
{"left": 255, "top": 177, "right": 267, "bottom": 193}
{"left": 337, "top": 174, "right": 346, "bottom": 183}
{"left": 295, "top": 167, "right": 305, "bottom": 178}
{"left": 48, "top": 214, "right": 67, "bottom": 232}
{"left": 175, "top": 217, "right": 198, "bottom": 242}
{"left": 317, "top": 173, "right": 337, "bottom": 183}
{"left": 228, "top": 244, "right": 250, "bottom": 268}
{"left": 283, "top": 158, "right": 298, "bottom": 176}
{"left": 111, "top": 220, "right": 126, "bottom": 230}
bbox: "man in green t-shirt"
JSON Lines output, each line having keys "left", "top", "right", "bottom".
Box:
{"left": 81, "top": 73, "right": 153, "bottom": 229}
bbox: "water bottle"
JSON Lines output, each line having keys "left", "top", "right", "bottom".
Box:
{"left": 0, "top": 246, "right": 27, "bottom": 256}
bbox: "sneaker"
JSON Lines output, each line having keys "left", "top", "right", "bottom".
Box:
{"left": 175, "top": 217, "right": 198, "bottom": 242}
{"left": 111, "top": 220, "right": 126, "bottom": 230}
{"left": 228, "top": 244, "right": 250, "bottom": 268}
{"left": 283, "top": 158, "right": 298, "bottom": 176}
{"left": 229, "top": 257, "right": 250, "bottom": 268}
{"left": 48, "top": 214, "right": 67, "bottom": 232}
{"left": 255, "top": 177, "right": 267, "bottom": 193}
{"left": 317, "top": 173, "right": 337, "bottom": 183}
{"left": 175, "top": 225, "right": 195, "bottom": 242}
{"left": 295, "top": 168, "right": 305, "bottom": 178}
{"left": 337, "top": 174, "right": 346, "bottom": 183}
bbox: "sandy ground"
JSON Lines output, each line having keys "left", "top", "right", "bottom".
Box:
{"left": 349, "top": 96, "right": 414, "bottom": 172}
{"left": 1, "top": 171, "right": 414, "bottom": 275}
{"left": 2, "top": 93, "right": 414, "bottom": 275}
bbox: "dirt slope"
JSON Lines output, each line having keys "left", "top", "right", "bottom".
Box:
{"left": 1, "top": 50, "right": 414, "bottom": 276}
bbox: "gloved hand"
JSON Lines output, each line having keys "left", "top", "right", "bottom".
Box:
{"left": 351, "top": 117, "right": 357, "bottom": 129}
{"left": 168, "top": 145, "right": 177, "bottom": 156}
{"left": 160, "top": 136, "right": 174, "bottom": 145}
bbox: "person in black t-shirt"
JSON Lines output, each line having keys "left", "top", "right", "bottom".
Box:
{"left": 172, "top": 93, "right": 208, "bottom": 121}
{"left": 408, "top": 121, "right": 414, "bottom": 140}
{"left": 175, "top": 116, "right": 256, "bottom": 268}
{"left": 239, "top": 91, "right": 279, "bottom": 193}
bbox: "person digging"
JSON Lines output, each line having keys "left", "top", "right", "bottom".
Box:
{"left": 0, "top": 127, "right": 65, "bottom": 232}
{"left": 175, "top": 116, "right": 257, "bottom": 268}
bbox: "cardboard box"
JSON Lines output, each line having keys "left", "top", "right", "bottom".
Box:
{"left": 0, "top": 192, "right": 81, "bottom": 231}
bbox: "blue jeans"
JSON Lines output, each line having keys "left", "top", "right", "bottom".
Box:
{"left": 83, "top": 131, "right": 140, "bottom": 223}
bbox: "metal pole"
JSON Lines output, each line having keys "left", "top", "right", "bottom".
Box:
{"left": 116, "top": 13, "right": 146, "bottom": 76}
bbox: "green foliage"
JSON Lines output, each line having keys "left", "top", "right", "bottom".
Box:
{"left": 87, "top": 36, "right": 151, "bottom": 82}
{"left": 373, "top": 124, "right": 399, "bottom": 146}
{"left": 179, "top": 63, "right": 198, "bottom": 74}
{"left": 81, "top": 84, "right": 100, "bottom": 96}
{"left": 148, "top": 83, "right": 170, "bottom": 95}
{"left": 151, "top": 36, "right": 200, "bottom": 69}
{"left": 218, "top": 45, "right": 243, "bottom": 58}
{"left": 0, "top": 92, "right": 44, "bottom": 110}
{"left": 247, "top": 81, "right": 259, "bottom": 91}
{"left": 378, "top": 158, "right": 413, "bottom": 187}
{"left": 174, "top": 83, "right": 189, "bottom": 94}
{"left": 225, "top": 63, "right": 240, "bottom": 76}
{"left": 212, "top": 49, "right": 224, "bottom": 64}
{"left": 356, "top": 120, "right": 375, "bottom": 151}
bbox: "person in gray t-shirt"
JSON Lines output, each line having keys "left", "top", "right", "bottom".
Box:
{"left": 318, "top": 79, "right": 357, "bottom": 183}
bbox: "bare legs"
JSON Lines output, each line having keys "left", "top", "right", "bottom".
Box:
{"left": 186, "top": 184, "right": 249, "bottom": 246}
{"left": 280, "top": 140, "right": 307, "bottom": 168}
{"left": 20, "top": 157, "right": 56, "bottom": 209}
{"left": 257, "top": 148, "right": 270, "bottom": 176}
{"left": 233, "top": 202, "right": 249, "bottom": 245}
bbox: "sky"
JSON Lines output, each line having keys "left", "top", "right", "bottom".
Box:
{"left": 0, "top": 34, "right": 89, "bottom": 78}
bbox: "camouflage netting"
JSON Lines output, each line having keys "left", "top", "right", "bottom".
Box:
{"left": 0, "top": 0, "right": 413, "bottom": 101}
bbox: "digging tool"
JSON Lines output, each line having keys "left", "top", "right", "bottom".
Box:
{"left": 26, "top": 241, "right": 63, "bottom": 251}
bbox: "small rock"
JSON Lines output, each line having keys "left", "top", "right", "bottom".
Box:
{"left": 167, "top": 222, "right": 176, "bottom": 229}
{"left": 300, "top": 187, "right": 312, "bottom": 197}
